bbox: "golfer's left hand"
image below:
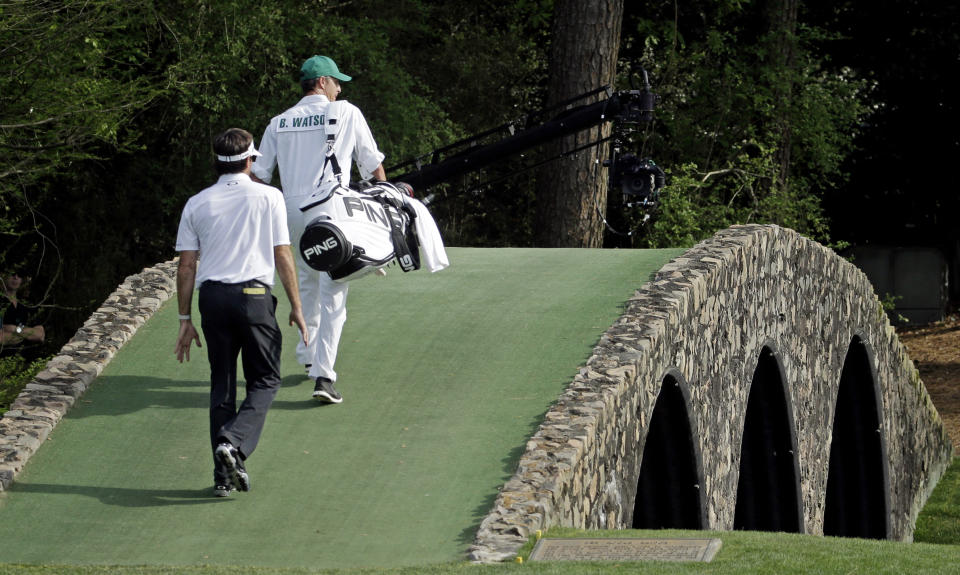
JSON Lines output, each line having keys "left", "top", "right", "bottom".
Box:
{"left": 175, "top": 321, "right": 202, "bottom": 362}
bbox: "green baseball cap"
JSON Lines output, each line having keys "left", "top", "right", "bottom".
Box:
{"left": 300, "top": 55, "right": 352, "bottom": 82}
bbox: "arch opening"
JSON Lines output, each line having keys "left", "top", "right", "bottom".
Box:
{"left": 734, "top": 347, "right": 802, "bottom": 532}
{"left": 633, "top": 374, "right": 703, "bottom": 529}
{"left": 824, "top": 336, "right": 889, "bottom": 539}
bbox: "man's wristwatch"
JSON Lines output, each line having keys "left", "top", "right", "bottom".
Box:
{"left": 16, "top": 324, "right": 23, "bottom": 334}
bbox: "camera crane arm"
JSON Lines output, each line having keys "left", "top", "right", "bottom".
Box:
{"left": 387, "top": 85, "right": 660, "bottom": 202}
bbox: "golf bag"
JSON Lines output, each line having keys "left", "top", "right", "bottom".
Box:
{"left": 297, "top": 101, "right": 446, "bottom": 282}
{"left": 299, "top": 177, "right": 422, "bottom": 283}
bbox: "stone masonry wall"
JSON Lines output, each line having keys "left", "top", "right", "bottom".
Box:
{"left": 468, "top": 224, "right": 954, "bottom": 562}
{"left": 0, "top": 260, "right": 178, "bottom": 490}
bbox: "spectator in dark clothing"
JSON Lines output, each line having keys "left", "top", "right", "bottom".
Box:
{"left": 1, "top": 270, "right": 45, "bottom": 346}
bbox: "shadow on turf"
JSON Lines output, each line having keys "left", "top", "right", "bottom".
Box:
{"left": 270, "top": 374, "right": 326, "bottom": 409}
{"left": 8, "top": 482, "right": 226, "bottom": 507}
{"left": 281, "top": 373, "right": 307, "bottom": 388}
{"left": 63, "top": 376, "right": 207, "bottom": 418}
{"left": 64, "top": 375, "right": 325, "bottom": 416}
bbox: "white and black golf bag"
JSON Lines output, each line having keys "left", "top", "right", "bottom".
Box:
{"left": 297, "top": 101, "right": 447, "bottom": 283}
{"left": 299, "top": 176, "right": 421, "bottom": 283}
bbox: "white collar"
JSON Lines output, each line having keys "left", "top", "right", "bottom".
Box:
{"left": 217, "top": 172, "right": 252, "bottom": 184}
{"left": 300, "top": 94, "right": 330, "bottom": 104}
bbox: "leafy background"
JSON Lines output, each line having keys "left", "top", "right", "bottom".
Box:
{"left": 1, "top": 0, "right": 957, "bottom": 357}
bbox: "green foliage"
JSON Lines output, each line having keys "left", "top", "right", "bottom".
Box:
{"left": 0, "top": 0, "right": 551, "bottom": 351}
{"left": 0, "top": 0, "right": 160, "bottom": 270}
{"left": 642, "top": 164, "right": 703, "bottom": 248}
{"left": 0, "top": 354, "right": 50, "bottom": 412}
{"left": 879, "top": 292, "right": 909, "bottom": 325}
{"left": 366, "top": 0, "right": 552, "bottom": 246}
{"left": 880, "top": 292, "right": 902, "bottom": 312}
{"left": 0, "top": 0, "right": 878, "bottom": 347}
{"left": 616, "top": 0, "right": 870, "bottom": 248}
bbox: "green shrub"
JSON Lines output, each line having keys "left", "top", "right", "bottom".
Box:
{"left": 0, "top": 354, "right": 51, "bottom": 412}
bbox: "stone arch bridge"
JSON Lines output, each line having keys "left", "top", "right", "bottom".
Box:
{"left": 0, "top": 224, "right": 951, "bottom": 564}
{"left": 470, "top": 224, "right": 953, "bottom": 561}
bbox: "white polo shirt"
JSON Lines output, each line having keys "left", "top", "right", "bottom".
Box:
{"left": 252, "top": 95, "right": 385, "bottom": 200}
{"left": 176, "top": 173, "right": 290, "bottom": 286}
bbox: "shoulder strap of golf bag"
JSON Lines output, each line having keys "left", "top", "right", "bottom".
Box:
{"left": 322, "top": 101, "right": 344, "bottom": 186}
{"left": 301, "top": 102, "right": 346, "bottom": 212}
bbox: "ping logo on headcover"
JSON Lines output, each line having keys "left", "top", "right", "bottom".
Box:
{"left": 303, "top": 237, "right": 339, "bottom": 260}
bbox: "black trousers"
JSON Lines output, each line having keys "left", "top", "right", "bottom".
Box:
{"left": 199, "top": 280, "right": 282, "bottom": 483}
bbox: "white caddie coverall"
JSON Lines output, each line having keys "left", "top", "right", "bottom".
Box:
{"left": 252, "top": 95, "right": 385, "bottom": 382}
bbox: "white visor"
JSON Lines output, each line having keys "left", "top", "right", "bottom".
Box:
{"left": 216, "top": 141, "right": 263, "bottom": 162}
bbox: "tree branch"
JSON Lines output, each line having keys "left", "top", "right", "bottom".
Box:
{"left": 0, "top": 97, "right": 148, "bottom": 130}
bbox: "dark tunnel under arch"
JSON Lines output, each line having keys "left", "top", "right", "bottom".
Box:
{"left": 824, "top": 336, "right": 890, "bottom": 539}
{"left": 734, "top": 347, "right": 803, "bottom": 533}
{"left": 633, "top": 372, "right": 704, "bottom": 529}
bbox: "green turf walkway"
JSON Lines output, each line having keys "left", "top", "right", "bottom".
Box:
{"left": 0, "top": 247, "right": 681, "bottom": 570}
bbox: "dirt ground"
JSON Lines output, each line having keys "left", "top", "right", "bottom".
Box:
{"left": 898, "top": 313, "right": 960, "bottom": 451}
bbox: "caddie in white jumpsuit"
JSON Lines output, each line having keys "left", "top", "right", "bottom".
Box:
{"left": 252, "top": 55, "right": 385, "bottom": 403}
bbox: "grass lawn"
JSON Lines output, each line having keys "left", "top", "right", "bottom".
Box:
{"left": 1, "top": 508, "right": 960, "bottom": 574}
{"left": 0, "top": 248, "right": 672, "bottom": 569}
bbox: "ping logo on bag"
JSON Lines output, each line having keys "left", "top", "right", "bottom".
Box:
{"left": 303, "top": 237, "right": 340, "bottom": 260}
{"left": 398, "top": 254, "right": 416, "bottom": 271}
{"left": 342, "top": 196, "right": 390, "bottom": 228}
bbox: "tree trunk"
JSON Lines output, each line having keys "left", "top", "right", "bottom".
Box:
{"left": 765, "top": 0, "right": 799, "bottom": 188}
{"left": 535, "top": 0, "right": 624, "bottom": 247}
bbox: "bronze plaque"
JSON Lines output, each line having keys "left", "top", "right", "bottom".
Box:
{"left": 528, "top": 537, "right": 722, "bottom": 563}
